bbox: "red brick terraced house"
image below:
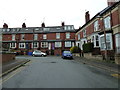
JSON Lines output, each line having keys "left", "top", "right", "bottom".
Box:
{"left": 1, "top": 22, "right": 76, "bottom": 55}
{"left": 76, "top": 1, "right": 120, "bottom": 60}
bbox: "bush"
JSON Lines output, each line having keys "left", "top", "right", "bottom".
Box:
{"left": 70, "top": 46, "right": 81, "bottom": 53}
{"left": 83, "top": 43, "right": 93, "bottom": 53}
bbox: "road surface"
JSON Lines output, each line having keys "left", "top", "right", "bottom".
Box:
{"left": 2, "top": 56, "right": 119, "bottom": 88}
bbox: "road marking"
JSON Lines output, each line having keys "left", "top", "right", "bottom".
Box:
{"left": 111, "top": 74, "right": 120, "bottom": 79}
{"left": 0, "top": 60, "right": 33, "bottom": 85}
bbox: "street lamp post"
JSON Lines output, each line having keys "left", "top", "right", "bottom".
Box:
{"left": 97, "top": 15, "right": 108, "bottom": 60}
{"left": 33, "top": 29, "right": 34, "bottom": 51}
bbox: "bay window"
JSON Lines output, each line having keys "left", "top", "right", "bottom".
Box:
{"left": 32, "top": 42, "right": 39, "bottom": 48}
{"left": 100, "top": 33, "right": 113, "bottom": 50}
{"left": 10, "top": 43, "right": 16, "bottom": 48}
{"left": 41, "top": 42, "right": 48, "bottom": 48}
{"left": 19, "top": 43, "right": 25, "bottom": 48}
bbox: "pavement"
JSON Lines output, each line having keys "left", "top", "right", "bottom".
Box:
{"left": 74, "top": 56, "right": 120, "bottom": 74}
{"left": 1, "top": 58, "right": 30, "bottom": 77}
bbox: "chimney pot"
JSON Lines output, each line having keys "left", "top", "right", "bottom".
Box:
{"left": 61, "top": 22, "right": 65, "bottom": 26}
{"left": 85, "top": 11, "right": 90, "bottom": 23}
{"left": 22, "top": 23, "right": 26, "bottom": 28}
{"left": 107, "top": 0, "right": 117, "bottom": 6}
{"left": 3, "top": 23, "right": 8, "bottom": 28}
{"left": 41, "top": 22, "right": 45, "bottom": 27}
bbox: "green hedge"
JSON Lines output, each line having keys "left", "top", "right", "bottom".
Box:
{"left": 70, "top": 46, "right": 81, "bottom": 53}
{"left": 83, "top": 43, "right": 94, "bottom": 53}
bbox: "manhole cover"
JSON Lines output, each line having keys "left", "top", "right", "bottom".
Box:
{"left": 50, "top": 62, "right": 56, "bottom": 63}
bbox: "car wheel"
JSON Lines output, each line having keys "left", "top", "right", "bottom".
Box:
{"left": 32, "top": 54, "right": 35, "bottom": 57}
{"left": 41, "top": 54, "right": 44, "bottom": 57}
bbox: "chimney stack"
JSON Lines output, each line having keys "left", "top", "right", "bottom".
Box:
{"left": 85, "top": 11, "right": 90, "bottom": 23}
{"left": 107, "top": 0, "right": 117, "bottom": 6}
{"left": 41, "top": 22, "right": 45, "bottom": 27}
{"left": 61, "top": 22, "right": 65, "bottom": 26}
{"left": 3, "top": 23, "right": 8, "bottom": 28}
{"left": 22, "top": 23, "right": 26, "bottom": 28}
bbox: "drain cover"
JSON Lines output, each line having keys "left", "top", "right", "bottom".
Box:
{"left": 50, "top": 62, "right": 56, "bottom": 63}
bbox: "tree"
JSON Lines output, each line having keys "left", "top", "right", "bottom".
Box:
{"left": 70, "top": 46, "right": 81, "bottom": 53}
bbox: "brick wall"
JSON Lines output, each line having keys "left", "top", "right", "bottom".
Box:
{"left": 1, "top": 52, "right": 15, "bottom": 63}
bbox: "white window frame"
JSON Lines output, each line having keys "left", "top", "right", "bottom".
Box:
{"left": 12, "top": 34, "right": 15, "bottom": 41}
{"left": 65, "top": 41, "right": 71, "bottom": 47}
{"left": 91, "top": 34, "right": 100, "bottom": 47}
{"left": 43, "top": 34, "right": 47, "bottom": 39}
{"left": 78, "top": 34, "right": 80, "bottom": 40}
{"left": 34, "top": 34, "right": 38, "bottom": 40}
{"left": 41, "top": 42, "right": 48, "bottom": 48}
{"left": 32, "top": 42, "right": 39, "bottom": 48}
{"left": 19, "top": 43, "right": 26, "bottom": 48}
{"left": 94, "top": 20, "right": 99, "bottom": 31}
{"left": 66, "top": 32, "right": 70, "bottom": 39}
{"left": 55, "top": 42, "right": 62, "bottom": 47}
{"left": 83, "top": 29, "right": 86, "bottom": 37}
{"left": 100, "top": 33, "right": 113, "bottom": 50}
{"left": 72, "top": 42, "right": 75, "bottom": 47}
{"left": 21, "top": 34, "right": 25, "bottom": 40}
{"left": 104, "top": 16, "right": 111, "bottom": 29}
{"left": 10, "top": 43, "right": 16, "bottom": 48}
{"left": 56, "top": 33, "right": 60, "bottom": 39}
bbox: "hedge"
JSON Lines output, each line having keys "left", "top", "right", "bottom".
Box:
{"left": 83, "top": 43, "right": 94, "bottom": 53}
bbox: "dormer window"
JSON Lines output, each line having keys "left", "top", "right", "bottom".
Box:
{"left": 35, "top": 28, "right": 39, "bottom": 30}
{"left": 43, "top": 28, "right": 50, "bottom": 31}
{"left": 26, "top": 28, "right": 29, "bottom": 30}
{"left": 7, "top": 28, "right": 10, "bottom": 32}
{"left": 13, "top": 29, "right": 16, "bottom": 32}
{"left": 2, "top": 29, "right": 6, "bottom": 32}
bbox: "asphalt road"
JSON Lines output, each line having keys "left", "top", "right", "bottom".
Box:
{"left": 2, "top": 56, "right": 119, "bottom": 88}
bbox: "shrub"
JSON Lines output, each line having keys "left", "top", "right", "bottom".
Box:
{"left": 83, "top": 43, "right": 93, "bottom": 53}
{"left": 70, "top": 46, "right": 81, "bottom": 53}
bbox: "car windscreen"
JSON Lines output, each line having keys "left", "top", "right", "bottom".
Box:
{"left": 64, "top": 51, "right": 71, "bottom": 54}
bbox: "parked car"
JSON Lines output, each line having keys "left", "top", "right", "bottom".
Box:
{"left": 62, "top": 51, "right": 73, "bottom": 59}
{"left": 32, "top": 50, "right": 47, "bottom": 57}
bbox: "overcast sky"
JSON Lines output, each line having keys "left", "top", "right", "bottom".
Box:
{"left": 0, "top": 0, "right": 108, "bottom": 29}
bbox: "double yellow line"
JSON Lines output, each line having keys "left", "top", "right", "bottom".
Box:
{"left": 0, "top": 60, "right": 33, "bottom": 84}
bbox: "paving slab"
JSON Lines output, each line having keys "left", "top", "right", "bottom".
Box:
{"left": 74, "top": 56, "right": 120, "bottom": 74}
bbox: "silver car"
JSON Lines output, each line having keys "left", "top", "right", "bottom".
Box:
{"left": 32, "top": 50, "right": 47, "bottom": 57}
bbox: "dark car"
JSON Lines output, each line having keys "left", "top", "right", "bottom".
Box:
{"left": 62, "top": 51, "right": 73, "bottom": 59}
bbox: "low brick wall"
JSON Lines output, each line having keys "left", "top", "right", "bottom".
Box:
{"left": 115, "top": 54, "right": 120, "bottom": 65}
{"left": 0, "top": 52, "right": 16, "bottom": 63}
{"left": 84, "top": 53, "right": 103, "bottom": 60}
